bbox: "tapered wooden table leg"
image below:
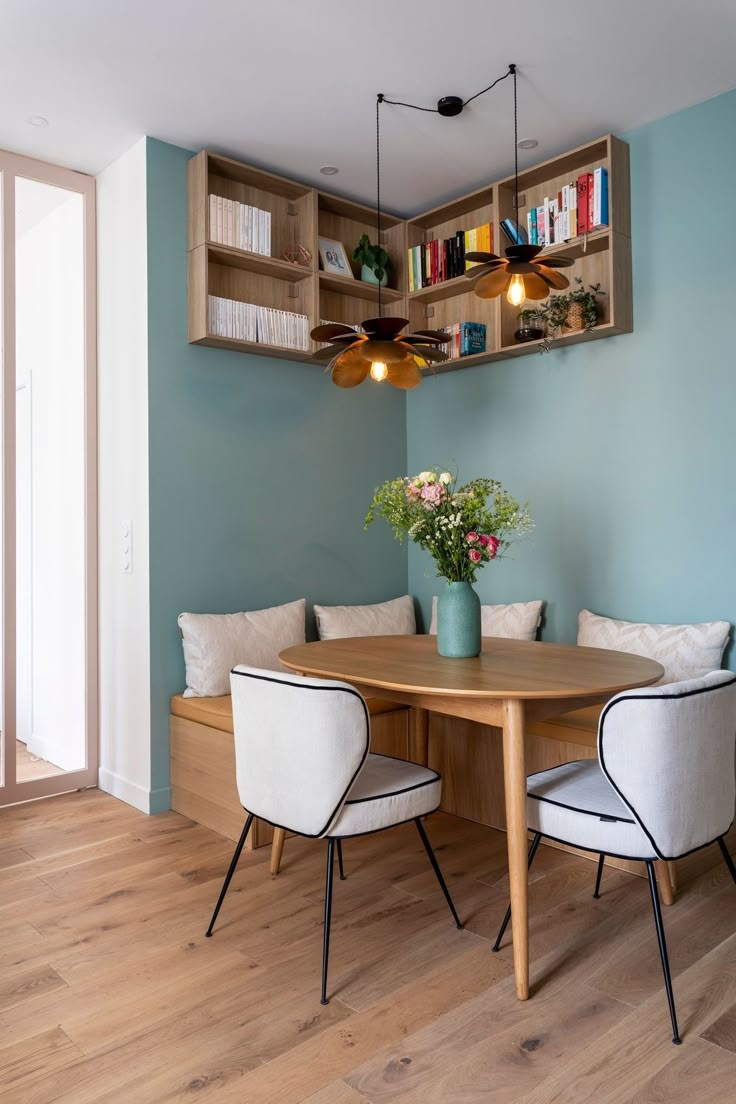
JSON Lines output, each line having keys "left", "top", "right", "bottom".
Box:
{"left": 502, "top": 698, "right": 530, "bottom": 1000}
{"left": 409, "top": 707, "right": 429, "bottom": 767}
{"left": 270, "top": 828, "right": 286, "bottom": 875}
{"left": 657, "top": 860, "right": 675, "bottom": 906}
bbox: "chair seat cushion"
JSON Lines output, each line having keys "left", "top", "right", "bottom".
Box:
{"left": 527, "top": 760, "right": 656, "bottom": 860}
{"left": 327, "top": 754, "right": 441, "bottom": 838}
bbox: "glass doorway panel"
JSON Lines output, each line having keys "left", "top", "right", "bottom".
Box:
{"left": 14, "top": 178, "right": 86, "bottom": 782}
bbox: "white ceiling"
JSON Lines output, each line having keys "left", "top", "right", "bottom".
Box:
{"left": 2, "top": 0, "right": 735, "bottom": 215}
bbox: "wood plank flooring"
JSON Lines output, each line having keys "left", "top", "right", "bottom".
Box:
{"left": 0, "top": 789, "right": 734, "bottom": 1102}
{"left": 15, "top": 742, "right": 66, "bottom": 782}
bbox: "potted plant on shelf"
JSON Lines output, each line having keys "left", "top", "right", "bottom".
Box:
{"left": 365, "top": 470, "right": 533, "bottom": 658}
{"left": 514, "top": 308, "right": 545, "bottom": 343}
{"left": 352, "top": 234, "right": 391, "bottom": 288}
{"left": 538, "top": 278, "right": 604, "bottom": 352}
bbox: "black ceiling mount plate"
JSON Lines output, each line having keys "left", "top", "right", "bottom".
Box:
{"left": 437, "top": 96, "right": 464, "bottom": 117}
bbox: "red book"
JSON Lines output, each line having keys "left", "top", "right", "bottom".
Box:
{"left": 433, "top": 239, "right": 439, "bottom": 284}
{"left": 577, "top": 172, "right": 590, "bottom": 233}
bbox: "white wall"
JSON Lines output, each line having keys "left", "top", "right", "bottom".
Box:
{"left": 97, "top": 138, "right": 152, "bottom": 811}
{"left": 16, "top": 188, "right": 86, "bottom": 770}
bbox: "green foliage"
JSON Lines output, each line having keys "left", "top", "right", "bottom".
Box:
{"left": 538, "top": 277, "right": 603, "bottom": 352}
{"left": 365, "top": 469, "right": 533, "bottom": 583}
{"left": 352, "top": 233, "right": 391, "bottom": 281}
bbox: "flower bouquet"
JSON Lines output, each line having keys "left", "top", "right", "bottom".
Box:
{"left": 366, "top": 470, "right": 533, "bottom": 657}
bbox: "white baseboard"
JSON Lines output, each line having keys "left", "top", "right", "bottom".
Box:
{"left": 98, "top": 766, "right": 154, "bottom": 813}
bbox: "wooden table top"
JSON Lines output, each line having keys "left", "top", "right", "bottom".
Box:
{"left": 279, "top": 635, "right": 664, "bottom": 701}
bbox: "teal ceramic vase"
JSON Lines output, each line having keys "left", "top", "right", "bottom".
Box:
{"left": 436, "top": 581, "right": 481, "bottom": 658}
{"left": 361, "top": 263, "right": 388, "bottom": 287}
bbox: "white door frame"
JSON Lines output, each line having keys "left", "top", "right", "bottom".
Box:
{"left": 0, "top": 149, "right": 97, "bottom": 803}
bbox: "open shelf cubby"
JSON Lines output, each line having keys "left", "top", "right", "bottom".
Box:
{"left": 187, "top": 135, "right": 632, "bottom": 369}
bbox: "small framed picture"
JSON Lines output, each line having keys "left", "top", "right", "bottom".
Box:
{"left": 318, "top": 237, "right": 354, "bottom": 279}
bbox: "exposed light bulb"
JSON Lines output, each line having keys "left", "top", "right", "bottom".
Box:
{"left": 507, "top": 274, "right": 526, "bottom": 306}
{"left": 370, "top": 360, "right": 388, "bottom": 382}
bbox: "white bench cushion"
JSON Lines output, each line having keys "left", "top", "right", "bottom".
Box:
{"left": 577, "top": 609, "right": 729, "bottom": 685}
{"left": 429, "top": 597, "right": 543, "bottom": 641}
{"left": 314, "top": 595, "right": 416, "bottom": 641}
{"left": 179, "top": 599, "right": 306, "bottom": 697}
{"left": 327, "top": 754, "right": 441, "bottom": 837}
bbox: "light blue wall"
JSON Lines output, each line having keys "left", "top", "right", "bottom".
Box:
{"left": 145, "top": 139, "right": 407, "bottom": 808}
{"left": 407, "top": 88, "right": 736, "bottom": 663}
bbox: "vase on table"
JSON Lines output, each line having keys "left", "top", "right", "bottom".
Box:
{"left": 436, "top": 581, "right": 481, "bottom": 658}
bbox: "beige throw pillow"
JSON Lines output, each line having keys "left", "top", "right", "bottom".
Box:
{"left": 577, "top": 609, "right": 730, "bottom": 684}
{"left": 314, "top": 595, "right": 416, "bottom": 641}
{"left": 429, "top": 597, "right": 543, "bottom": 640}
{"left": 179, "top": 598, "right": 306, "bottom": 697}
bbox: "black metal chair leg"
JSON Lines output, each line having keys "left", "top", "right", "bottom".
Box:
{"left": 321, "top": 839, "right": 336, "bottom": 1005}
{"left": 492, "top": 832, "right": 541, "bottom": 952}
{"left": 717, "top": 837, "right": 736, "bottom": 886}
{"left": 336, "top": 838, "right": 346, "bottom": 880}
{"left": 645, "top": 861, "right": 681, "bottom": 1045}
{"left": 593, "top": 853, "right": 605, "bottom": 898}
{"left": 205, "top": 812, "right": 254, "bottom": 937}
{"left": 414, "top": 818, "right": 463, "bottom": 929}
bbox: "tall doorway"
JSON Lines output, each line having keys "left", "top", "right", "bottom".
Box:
{"left": 0, "top": 150, "right": 97, "bottom": 803}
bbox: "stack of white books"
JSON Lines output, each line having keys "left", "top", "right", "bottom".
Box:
{"left": 209, "top": 195, "right": 272, "bottom": 256}
{"left": 316, "top": 319, "right": 363, "bottom": 347}
{"left": 208, "top": 296, "right": 309, "bottom": 351}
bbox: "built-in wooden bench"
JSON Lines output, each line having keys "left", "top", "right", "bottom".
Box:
{"left": 170, "top": 693, "right": 410, "bottom": 850}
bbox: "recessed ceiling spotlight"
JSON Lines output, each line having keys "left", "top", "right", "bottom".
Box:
{"left": 27, "top": 115, "right": 49, "bottom": 128}
{"left": 517, "top": 138, "right": 538, "bottom": 150}
{"left": 320, "top": 165, "right": 339, "bottom": 175}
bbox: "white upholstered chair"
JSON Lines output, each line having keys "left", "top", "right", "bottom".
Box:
{"left": 205, "top": 664, "right": 462, "bottom": 1004}
{"left": 492, "top": 671, "right": 736, "bottom": 1044}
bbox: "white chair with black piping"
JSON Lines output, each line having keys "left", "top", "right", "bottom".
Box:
{"left": 491, "top": 671, "right": 736, "bottom": 1045}
{"left": 205, "top": 664, "right": 462, "bottom": 1004}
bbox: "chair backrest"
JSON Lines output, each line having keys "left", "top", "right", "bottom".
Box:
{"left": 599, "top": 671, "right": 736, "bottom": 859}
{"left": 230, "top": 664, "right": 369, "bottom": 837}
{"left": 429, "top": 598, "right": 543, "bottom": 641}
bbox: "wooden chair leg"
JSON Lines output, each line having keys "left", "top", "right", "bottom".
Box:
{"left": 270, "top": 827, "right": 286, "bottom": 875}
{"left": 656, "top": 859, "right": 675, "bottom": 906}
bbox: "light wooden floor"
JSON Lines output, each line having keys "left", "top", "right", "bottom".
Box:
{"left": 16, "top": 741, "right": 66, "bottom": 782}
{"left": 0, "top": 790, "right": 735, "bottom": 1103}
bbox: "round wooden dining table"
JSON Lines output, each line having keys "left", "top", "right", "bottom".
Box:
{"left": 279, "top": 634, "right": 664, "bottom": 1001}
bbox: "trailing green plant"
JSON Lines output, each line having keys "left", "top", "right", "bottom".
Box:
{"left": 517, "top": 308, "right": 544, "bottom": 327}
{"left": 352, "top": 234, "right": 391, "bottom": 281}
{"left": 538, "top": 278, "right": 604, "bottom": 352}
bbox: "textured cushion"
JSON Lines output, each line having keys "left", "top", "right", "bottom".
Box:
{"left": 429, "top": 598, "right": 543, "bottom": 641}
{"left": 527, "top": 760, "right": 656, "bottom": 859}
{"left": 327, "top": 754, "right": 441, "bottom": 837}
{"left": 179, "top": 599, "right": 306, "bottom": 697}
{"left": 577, "top": 609, "right": 730, "bottom": 684}
{"left": 314, "top": 595, "right": 416, "bottom": 641}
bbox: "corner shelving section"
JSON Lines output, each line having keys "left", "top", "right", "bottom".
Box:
{"left": 187, "top": 134, "right": 632, "bottom": 372}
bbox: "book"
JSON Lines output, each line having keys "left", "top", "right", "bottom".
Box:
{"left": 500, "top": 218, "right": 527, "bottom": 246}
{"left": 592, "top": 167, "right": 609, "bottom": 227}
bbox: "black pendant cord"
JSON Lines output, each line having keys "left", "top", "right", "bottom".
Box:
{"left": 512, "top": 63, "right": 519, "bottom": 223}
{"left": 376, "top": 93, "right": 383, "bottom": 317}
{"left": 380, "top": 64, "right": 515, "bottom": 114}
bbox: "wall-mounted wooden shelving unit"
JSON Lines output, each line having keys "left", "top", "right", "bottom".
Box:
{"left": 187, "top": 135, "right": 632, "bottom": 372}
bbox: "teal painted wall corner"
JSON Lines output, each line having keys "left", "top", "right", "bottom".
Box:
{"left": 145, "top": 138, "right": 408, "bottom": 805}
{"left": 407, "top": 87, "right": 736, "bottom": 666}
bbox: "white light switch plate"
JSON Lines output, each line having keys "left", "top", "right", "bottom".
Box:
{"left": 122, "top": 520, "right": 132, "bottom": 574}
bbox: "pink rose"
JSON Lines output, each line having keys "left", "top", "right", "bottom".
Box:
{"left": 486, "top": 535, "right": 500, "bottom": 558}
{"left": 477, "top": 534, "right": 490, "bottom": 546}
{"left": 466, "top": 531, "right": 479, "bottom": 543}
{"left": 469, "top": 548, "right": 482, "bottom": 563}
{"left": 406, "top": 483, "right": 421, "bottom": 499}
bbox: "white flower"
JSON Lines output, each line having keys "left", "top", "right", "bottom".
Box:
{"left": 439, "top": 471, "right": 452, "bottom": 485}
{"left": 418, "top": 470, "right": 435, "bottom": 484}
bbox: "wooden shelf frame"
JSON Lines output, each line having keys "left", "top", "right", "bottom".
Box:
{"left": 187, "top": 136, "right": 632, "bottom": 369}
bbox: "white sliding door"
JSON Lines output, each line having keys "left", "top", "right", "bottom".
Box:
{"left": 0, "top": 150, "right": 97, "bottom": 803}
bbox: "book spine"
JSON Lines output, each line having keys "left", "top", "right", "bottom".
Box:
{"left": 593, "top": 167, "right": 609, "bottom": 227}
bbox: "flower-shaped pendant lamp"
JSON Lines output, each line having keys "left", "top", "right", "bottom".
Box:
{"left": 465, "top": 66, "right": 574, "bottom": 305}
{"left": 309, "top": 97, "right": 451, "bottom": 389}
